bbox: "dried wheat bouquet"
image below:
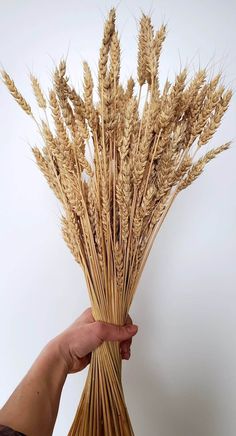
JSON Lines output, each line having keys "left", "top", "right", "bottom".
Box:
{"left": 1, "top": 7, "right": 232, "bottom": 436}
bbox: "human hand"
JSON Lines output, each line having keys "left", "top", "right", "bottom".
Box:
{"left": 51, "top": 308, "right": 138, "bottom": 373}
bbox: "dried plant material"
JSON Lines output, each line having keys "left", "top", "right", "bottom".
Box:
{"left": 1, "top": 71, "right": 32, "bottom": 115}
{"left": 178, "top": 142, "right": 231, "bottom": 191}
{"left": 30, "top": 74, "right": 47, "bottom": 109}
{"left": 138, "top": 14, "right": 154, "bottom": 86}
{"left": 2, "top": 8, "right": 232, "bottom": 436}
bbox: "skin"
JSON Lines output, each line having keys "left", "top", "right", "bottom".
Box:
{"left": 0, "top": 308, "right": 138, "bottom": 436}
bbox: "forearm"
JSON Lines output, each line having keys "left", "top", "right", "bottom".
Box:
{"left": 0, "top": 339, "right": 67, "bottom": 436}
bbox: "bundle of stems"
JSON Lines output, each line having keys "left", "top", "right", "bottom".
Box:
{"left": 1, "top": 8, "right": 232, "bottom": 436}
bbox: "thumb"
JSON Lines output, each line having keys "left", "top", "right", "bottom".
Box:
{"left": 94, "top": 322, "right": 138, "bottom": 342}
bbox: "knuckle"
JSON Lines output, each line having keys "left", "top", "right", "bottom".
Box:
{"left": 94, "top": 321, "right": 106, "bottom": 338}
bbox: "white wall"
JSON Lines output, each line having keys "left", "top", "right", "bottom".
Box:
{"left": 0, "top": 1, "right": 236, "bottom": 435}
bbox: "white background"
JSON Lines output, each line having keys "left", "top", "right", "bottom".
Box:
{"left": 0, "top": 1, "right": 236, "bottom": 435}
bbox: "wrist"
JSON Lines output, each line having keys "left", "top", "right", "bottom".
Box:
{"left": 42, "top": 337, "right": 69, "bottom": 379}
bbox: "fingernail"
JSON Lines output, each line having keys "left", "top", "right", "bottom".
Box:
{"left": 127, "top": 324, "right": 138, "bottom": 333}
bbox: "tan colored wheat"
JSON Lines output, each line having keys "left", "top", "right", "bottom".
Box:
{"left": 1, "top": 8, "right": 232, "bottom": 436}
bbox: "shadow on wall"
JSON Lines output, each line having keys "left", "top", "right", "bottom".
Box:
{"left": 123, "top": 256, "right": 224, "bottom": 436}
